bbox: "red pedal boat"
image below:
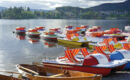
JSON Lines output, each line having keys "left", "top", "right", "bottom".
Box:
{"left": 43, "top": 48, "right": 127, "bottom": 76}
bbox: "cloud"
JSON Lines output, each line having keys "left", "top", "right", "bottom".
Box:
{"left": 0, "top": 0, "right": 126, "bottom": 10}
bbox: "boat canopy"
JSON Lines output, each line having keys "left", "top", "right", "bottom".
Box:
{"left": 83, "top": 54, "right": 110, "bottom": 66}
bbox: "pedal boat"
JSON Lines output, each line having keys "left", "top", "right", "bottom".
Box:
{"left": 43, "top": 48, "right": 127, "bottom": 76}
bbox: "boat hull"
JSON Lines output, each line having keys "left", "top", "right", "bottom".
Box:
{"left": 58, "top": 39, "right": 89, "bottom": 47}
{"left": 58, "top": 42, "right": 82, "bottom": 48}
{"left": 16, "top": 64, "right": 102, "bottom": 80}
{"left": 124, "top": 62, "right": 130, "bottom": 69}
{"left": 0, "top": 74, "right": 21, "bottom": 80}
{"left": 16, "top": 31, "right": 26, "bottom": 35}
{"left": 41, "top": 34, "right": 58, "bottom": 42}
{"left": 28, "top": 34, "right": 40, "bottom": 38}
{"left": 43, "top": 62, "right": 112, "bottom": 76}
{"left": 44, "top": 37, "right": 57, "bottom": 42}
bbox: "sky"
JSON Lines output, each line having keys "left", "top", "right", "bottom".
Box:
{"left": 0, "top": 0, "right": 126, "bottom": 10}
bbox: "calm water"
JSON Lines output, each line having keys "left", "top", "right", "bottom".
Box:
{"left": 0, "top": 19, "right": 130, "bottom": 72}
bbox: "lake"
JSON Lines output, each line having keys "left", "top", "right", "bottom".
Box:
{"left": 0, "top": 19, "right": 130, "bottom": 73}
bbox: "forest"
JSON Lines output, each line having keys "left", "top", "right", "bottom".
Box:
{"left": 0, "top": 7, "right": 130, "bottom": 19}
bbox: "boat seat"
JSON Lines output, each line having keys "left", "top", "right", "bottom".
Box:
{"left": 108, "top": 44, "right": 115, "bottom": 53}
{"left": 80, "top": 48, "right": 89, "bottom": 57}
{"left": 95, "top": 46, "right": 108, "bottom": 55}
{"left": 123, "top": 43, "right": 130, "bottom": 50}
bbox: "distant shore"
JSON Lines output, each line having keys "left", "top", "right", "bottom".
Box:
{"left": 0, "top": 18, "right": 130, "bottom": 20}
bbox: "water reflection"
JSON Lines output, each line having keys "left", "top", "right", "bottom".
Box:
{"left": 43, "top": 40, "right": 57, "bottom": 48}
{"left": 16, "top": 34, "right": 26, "bottom": 40}
{"left": 0, "top": 19, "right": 130, "bottom": 72}
{"left": 28, "top": 37, "right": 40, "bottom": 44}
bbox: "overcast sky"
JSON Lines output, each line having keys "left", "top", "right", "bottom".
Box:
{"left": 0, "top": 0, "right": 126, "bottom": 10}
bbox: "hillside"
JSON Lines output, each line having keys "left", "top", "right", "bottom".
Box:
{"left": 0, "top": 0, "right": 130, "bottom": 19}
{"left": 53, "top": 0, "right": 130, "bottom": 19}
{"left": 56, "top": 0, "right": 130, "bottom": 12}
{"left": 87, "top": 0, "right": 130, "bottom": 11}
